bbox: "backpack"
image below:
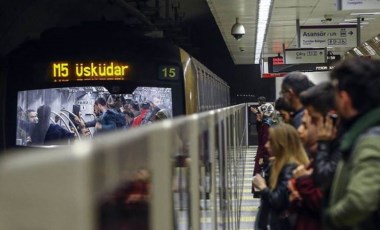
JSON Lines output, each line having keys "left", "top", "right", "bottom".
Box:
{"left": 141, "top": 111, "right": 153, "bottom": 125}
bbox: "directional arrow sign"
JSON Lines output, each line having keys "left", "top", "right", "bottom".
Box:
{"left": 285, "top": 48, "right": 326, "bottom": 64}
{"left": 300, "top": 25, "right": 357, "bottom": 48}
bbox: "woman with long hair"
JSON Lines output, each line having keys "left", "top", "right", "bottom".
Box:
{"left": 253, "top": 123, "right": 309, "bottom": 230}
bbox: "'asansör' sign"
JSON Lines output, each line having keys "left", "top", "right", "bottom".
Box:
{"left": 300, "top": 25, "right": 357, "bottom": 48}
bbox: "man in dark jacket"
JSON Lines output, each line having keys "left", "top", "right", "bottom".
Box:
{"left": 325, "top": 58, "right": 380, "bottom": 230}
{"left": 288, "top": 82, "right": 339, "bottom": 230}
{"left": 93, "top": 97, "right": 118, "bottom": 134}
{"left": 281, "top": 72, "right": 314, "bottom": 129}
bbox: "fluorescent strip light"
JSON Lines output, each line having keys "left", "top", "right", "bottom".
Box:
{"left": 353, "top": 48, "right": 364, "bottom": 55}
{"left": 254, "top": 0, "right": 273, "bottom": 64}
{"left": 344, "top": 18, "right": 375, "bottom": 21}
{"left": 363, "top": 43, "right": 376, "bottom": 55}
{"left": 351, "top": 12, "right": 380, "bottom": 15}
{"left": 339, "top": 21, "right": 369, "bottom": 24}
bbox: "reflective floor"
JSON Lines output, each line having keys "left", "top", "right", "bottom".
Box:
{"left": 239, "top": 147, "right": 259, "bottom": 230}
{"left": 175, "top": 146, "right": 259, "bottom": 230}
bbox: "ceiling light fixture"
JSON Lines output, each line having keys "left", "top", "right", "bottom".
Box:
{"left": 254, "top": 0, "right": 274, "bottom": 64}
{"left": 350, "top": 12, "right": 380, "bottom": 15}
{"left": 344, "top": 18, "right": 375, "bottom": 21}
{"left": 339, "top": 22, "right": 369, "bottom": 25}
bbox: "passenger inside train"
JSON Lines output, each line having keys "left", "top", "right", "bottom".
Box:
{"left": 15, "top": 86, "right": 173, "bottom": 146}
{"left": 31, "top": 105, "right": 75, "bottom": 145}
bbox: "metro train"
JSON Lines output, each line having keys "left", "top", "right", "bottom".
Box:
{"left": 0, "top": 21, "right": 230, "bottom": 150}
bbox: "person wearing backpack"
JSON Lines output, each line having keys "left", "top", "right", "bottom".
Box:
{"left": 132, "top": 102, "right": 151, "bottom": 127}
{"left": 324, "top": 58, "right": 380, "bottom": 230}
{"left": 93, "top": 97, "right": 118, "bottom": 134}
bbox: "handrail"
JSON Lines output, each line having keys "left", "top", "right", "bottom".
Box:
{"left": 49, "top": 117, "right": 56, "bottom": 124}
{"left": 50, "top": 111, "right": 81, "bottom": 142}
{"left": 0, "top": 104, "right": 249, "bottom": 230}
{"left": 60, "top": 109, "right": 92, "bottom": 138}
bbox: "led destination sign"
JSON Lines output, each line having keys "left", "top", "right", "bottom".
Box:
{"left": 51, "top": 62, "right": 129, "bottom": 82}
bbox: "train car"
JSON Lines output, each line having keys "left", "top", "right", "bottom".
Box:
{"left": 0, "top": 21, "right": 230, "bottom": 150}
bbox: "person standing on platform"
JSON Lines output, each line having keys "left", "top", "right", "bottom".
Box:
{"left": 274, "top": 97, "right": 294, "bottom": 124}
{"left": 253, "top": 123, "right": 310, "bottom": 230}
{"left": 324, "top": 58, "right": 380, "bottom": 230}
{"left": 281, "top": 72, "right": 314, "bottom": 129}
{"left": 251, "top": 96, "right": 274, "bottom": 198}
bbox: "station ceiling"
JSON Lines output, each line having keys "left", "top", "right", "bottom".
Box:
{"left": 1, "top": 0, "right": 380, "bottom": 65}
{"left": 209, "top": 0, "right": 380, "bottom": 64}
{"left": 0, "top": 0, "right": 209, "bottom": 57}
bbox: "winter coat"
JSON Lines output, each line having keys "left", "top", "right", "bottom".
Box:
{"left": 325, "top": 106, "right": 380, "bottom": 230}
{"left": 292, "top": 174, "right": 322, "bottom": 230}
{"left": 254, "top": 120, "right": 270, "bottom": 175}
{"left": 313, "top": 139, "right": 341, "bottom": 192}
{"left": 261, "top": 163, "right": 297, "bottom": 230}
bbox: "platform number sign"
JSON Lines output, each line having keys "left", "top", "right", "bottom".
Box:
{"left": 158, "top": 65, "right": 179, "bottom": 80}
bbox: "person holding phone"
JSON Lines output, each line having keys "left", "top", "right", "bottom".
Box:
{"left": 299, "top": 82, "right": 341, "bottom": 190}
{"left": 253, "top": 123, "right": 309, "bottom": 230}
{"left": 325, "top": 58, "right": 380, "bottom": 230}
{"left": 251, "top": 96, "right": 274, "bottom": 198}
{"left": 286, "top": 82, "right": 340, "bottom": 230}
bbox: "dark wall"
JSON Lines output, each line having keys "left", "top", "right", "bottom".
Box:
{"left": 232, "top": 65, "right": 276, "bottom": 104}
{"left": 185, "top": 14, "right": 235, "bottom": 80}
{"left": 183, "top": 10, "right": 275, "bottom": 105}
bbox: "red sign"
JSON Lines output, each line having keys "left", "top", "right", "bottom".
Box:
{"left": 261, "top": 73, "right": 287, "bottom": 78}
{"left": 272, "top": 57, "right": 284, "bottom": 65}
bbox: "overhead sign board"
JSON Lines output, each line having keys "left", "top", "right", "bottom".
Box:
{"left": 272, "top": 63, "right": 335, "bottom": 73}
{"left": 337, "top": 0, "right": 380, "bottom": 11}
{"left": 327, "top": 54, "right": 341, "bottom": 65}
{"left": 267, "top": 56, "right": 284, "bottom": 73}
{"left": 50, "top": 61, "right": 128, "bottom": 82}
{"left": 300, "top": 25, "right": 357, "bottom": 48}
{"left": 285, "top": 48, "right": 326, "bottom": 64}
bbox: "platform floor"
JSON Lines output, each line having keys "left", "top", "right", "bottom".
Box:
{"left": 239, "top": 146, "right": 259, "bottom": 230}
{"left": 175, "top": 146, "right": 259, "bottom": 229}
{"left": 199, "top": 146, "right": 260, "bottom": 229}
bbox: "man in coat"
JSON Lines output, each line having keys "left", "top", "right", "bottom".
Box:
{"left": 325, "top": 58, "right": 380, "bottom": 230}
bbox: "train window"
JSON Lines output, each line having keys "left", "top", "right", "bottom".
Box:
{"left": 16, "top": 86, "right": 172, "bottom": 146}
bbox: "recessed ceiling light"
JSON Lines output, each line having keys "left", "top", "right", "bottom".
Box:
{"left": 344, "top": 18, "right": 375, "bottom": 21}
{"left": 254, "top": 0, "right": 274, "bottom": 64}
{"left": 339, "top": 22, "right": 369, "bottom": 25}
{"left": 350, "top": 12, "right": 380, "bottom": 15}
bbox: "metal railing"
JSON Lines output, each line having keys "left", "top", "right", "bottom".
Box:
{"left": 0, "top": 104, "right": 249, "bottom": 230}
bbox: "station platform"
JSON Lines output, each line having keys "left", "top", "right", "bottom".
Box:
{"left": 0, "top": 104, "right": 256, "bottom": 230}
{"left": 175, "top": 146, "right": 259, "bottom": 230}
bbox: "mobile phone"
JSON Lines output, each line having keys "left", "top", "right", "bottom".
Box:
{"left": 329, "top": 114, "right": 338, "bottom": 126}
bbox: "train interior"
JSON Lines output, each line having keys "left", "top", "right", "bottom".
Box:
{"left": 16, "top": 86, "right": 173, "bottom": 146}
